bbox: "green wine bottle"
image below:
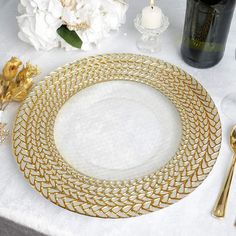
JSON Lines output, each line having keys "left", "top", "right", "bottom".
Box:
{"left": 181, "top": 0, "right": 236, "bottom": 68}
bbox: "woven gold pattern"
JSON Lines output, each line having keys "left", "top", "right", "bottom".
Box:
{"left": 12, "top": 54, "right": 221, "bottom": 218}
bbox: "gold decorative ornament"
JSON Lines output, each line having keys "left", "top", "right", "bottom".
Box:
{"left": 0, "top": 57, "right": 39, "bottom": 144}
{"left": 2, "top": 57, "right": 22, "bottom": 81}
{"left": 12, "top": 54, "right": 222, "bottom": 218}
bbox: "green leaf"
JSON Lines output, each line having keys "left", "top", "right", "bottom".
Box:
{"left": 57, "top": 25, "right": 83, "bottom": 49}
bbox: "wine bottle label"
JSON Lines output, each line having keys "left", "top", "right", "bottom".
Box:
{"left": 183, "top": 38, "right": 224, "bottom": 52}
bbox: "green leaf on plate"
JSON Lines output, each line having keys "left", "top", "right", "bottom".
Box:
{"left": 57, "top": 25, "right": 83, "bottom": 49}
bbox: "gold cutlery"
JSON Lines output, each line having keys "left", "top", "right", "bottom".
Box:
{"left": 212, "top": 125, "right": 236, "bottom": 218}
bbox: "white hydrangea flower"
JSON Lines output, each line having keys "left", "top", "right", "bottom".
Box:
{"left": 17, "top": 0, "right": 63, "bottom": 50}
{"left": 17, "top": 0, "right": 128, "bottom": 51}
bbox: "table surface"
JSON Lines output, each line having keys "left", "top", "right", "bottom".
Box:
{"left": 0, "top": 0, "right": 236, "bottom": 235}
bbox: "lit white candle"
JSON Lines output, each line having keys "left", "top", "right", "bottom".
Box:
{"left": 141, "top": 0, "right": 163, "bottom": 29}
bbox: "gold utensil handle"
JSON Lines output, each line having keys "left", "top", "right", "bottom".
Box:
{"left": 212, "top": 155, "right": 236, "bottom": 218}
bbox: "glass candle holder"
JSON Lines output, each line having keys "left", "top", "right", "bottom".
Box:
{"left": 134, "top": 14, "right": 169, "bottom": 53}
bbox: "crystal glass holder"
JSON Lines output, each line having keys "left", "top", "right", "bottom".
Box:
{"left": 134, "top": 14, "right": 169, "bottom": 53}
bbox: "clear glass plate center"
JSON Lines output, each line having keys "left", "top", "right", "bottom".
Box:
{"left": 54, "top": 81, "right": 182, "bottom": 180}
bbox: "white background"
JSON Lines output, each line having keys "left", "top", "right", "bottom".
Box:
{"left": 0, "top": 0, "right": 236, "bottom": 235}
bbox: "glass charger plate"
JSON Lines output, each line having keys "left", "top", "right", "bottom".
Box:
{"left": 12, "top": 54, "right": 222, "bottom": 218}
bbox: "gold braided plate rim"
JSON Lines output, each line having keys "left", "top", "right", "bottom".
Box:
{"left": 12, "top": 54, "right": 222, "bottom": 218}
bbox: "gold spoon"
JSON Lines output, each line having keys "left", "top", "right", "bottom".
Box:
{"left": 212, "top": 125, "right": 236, "bottom": 218}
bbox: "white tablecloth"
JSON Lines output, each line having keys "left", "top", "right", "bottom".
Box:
{"left": 0, "top": 0, "right": 236, "bottom": 235}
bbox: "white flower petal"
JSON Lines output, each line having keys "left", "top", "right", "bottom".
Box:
{"left": 17, "top": 0, "right": 128, "bottom": 51}
{"left": 48, "top": 0, "right": 63, "bottom": 18}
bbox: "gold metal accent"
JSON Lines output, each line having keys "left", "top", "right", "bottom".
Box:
{"left": 2, "top": 57, "right": 22, "bottom": 81}
{"left": 12, "top": 54, "right": 222, "bottom": 218}
{"left": 0, "top": 57, "right": 39, "bottom": 144}
{"left": 0, "top": 57, "right": 39, "bottom": 107}
{"left": 212, "top": 125, "right": 236, "bottom": 218}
